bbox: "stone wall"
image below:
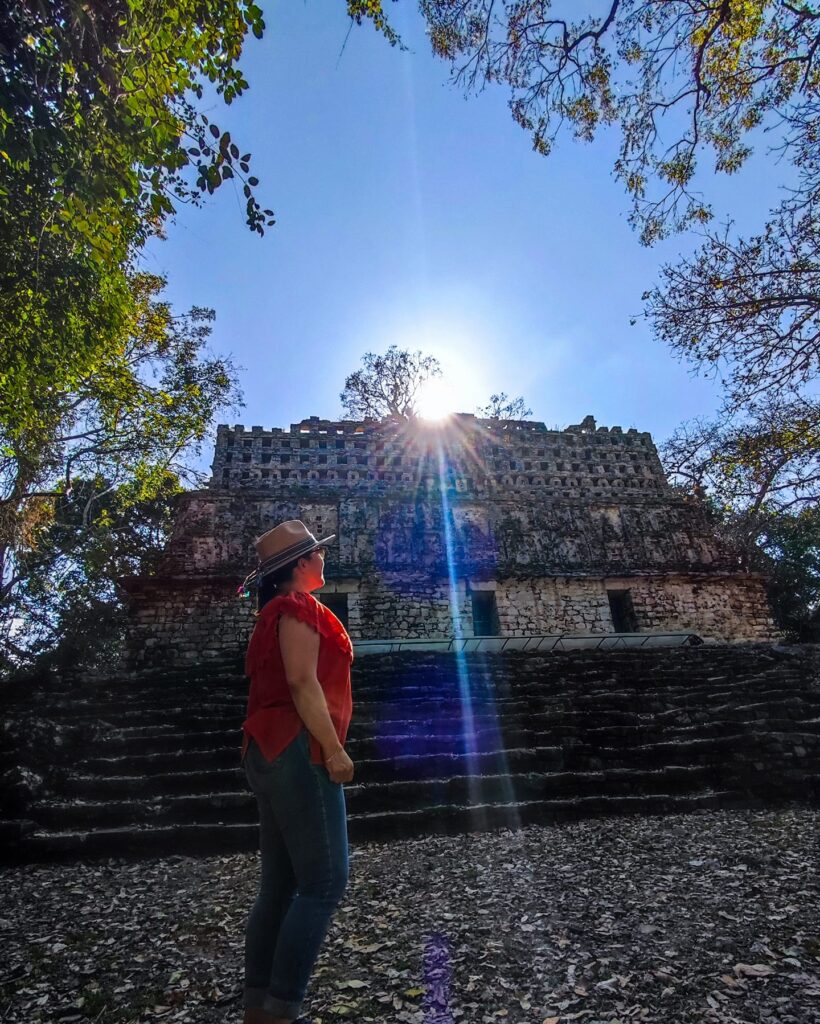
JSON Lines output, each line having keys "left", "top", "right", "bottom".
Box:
{"left": 492, "top": 574, "right": 775, "bottom": 641}
{"left": 120, "top": 412, "right": 778, "bottom": 668}
{"left": 353, "top": 575, "right": 472, "bottom": 640}
{"left": 210, "top": 414, "right": 670, "bottom": 502}
{"left": 123, "top": 571, "right": 777, "bottom": 669}
{"left": 156, "top": 491, "right": 736, "bottom": 580}
{"left": 125, "top": 578, "right": 252, "bottom": 669}
{"left": 156, "top": 413, "right": 737, "bottom": 581}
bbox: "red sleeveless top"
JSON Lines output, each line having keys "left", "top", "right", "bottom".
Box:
{"left": 242, "top": 591, "right": 354, "bottom": 766}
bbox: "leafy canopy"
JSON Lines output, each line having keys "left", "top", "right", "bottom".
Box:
{"left": 1, "top": 0, "right": 266, "bottom": 667}
{"left": 6, "top": 472, "right": 181, "bottom": 670}
{"left": 340, "top": 346, "right": 443, "bottom": 421}
{"left": 646, "top": 202, "right": 820, "bottom": 412}
{"left": 1, "top": 0, "right": 267, "bottom": 457}
{"left": 476, "top": 393, "right": 533, "bottom": 421}
{"left": 757, "top": 506, "right": 820, "bottom": 642}
{"left": 415, "top": 0, "right": 820, "bottom": 243}
{"left": 351, "top": 2, "right": 820, "bottom": 632}
{"left": 0, "top": 273, "right": 241, "bottom": 666}
{"left": 0, "top": 0, "right": 273, "bottom": 259}
{"left": 660, "top": 395, "right": 820, "bottom": 638}
{"left": 355, "top": 3, "right": 820, "bottom": 417}
{"left": 661, "top": 395, "right": 820, "bottom": 526}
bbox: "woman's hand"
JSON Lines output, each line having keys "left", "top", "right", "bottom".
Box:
{"left": 325, "top": 747, "right": 354, "bottom": 784}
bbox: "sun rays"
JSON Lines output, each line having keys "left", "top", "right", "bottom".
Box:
{"left": 365, "top": 412, "right": 521, "bottom": 828}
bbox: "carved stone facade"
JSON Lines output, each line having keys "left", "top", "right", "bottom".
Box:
{"left": 122, "top": 414, "right": 777, "bottom": 667}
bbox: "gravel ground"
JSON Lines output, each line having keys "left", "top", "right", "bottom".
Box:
{"left": 1, "top": 807, "right": 818, "bottom": 1024}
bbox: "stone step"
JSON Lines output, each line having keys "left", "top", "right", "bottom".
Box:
{"left": 563, "top": 731, "right": 820, "bottom": 770}
{"left": 99, "top": 727, "right": 241, "bottom": 753}
{"left": 73, "top": 739, "right": 560, "bottom": 780}
{"left": 33, "top": 765, "right": 783, "bottom": 830}
{"left": 343, "top": 790, "right": 784, "bottom": 846}
{"left": 25, "top": 672, "right": 817, "bottom": 719}
{"left": 354, "top": 724, "right": 818, "bottom": 765}
{"left": 74, "top": 721, "right": 820, "bottom": 777}
{"left": 3, "top": 646, "right": 816, "bottom": 863}
{"left": 334, "top": 677, "right": 807, "bottom": 697}
{"left": 58, "top": 687, "right": 820, "bottom": 736}
{"left": 66, "top": 738, "right": 588, "bottom": 777}
{"left": 94, "top": 718, "right": 544, "bottom": 753}
{"left": 68, "top": 766, "right": 248, "bottom": 799}
{"left": 9, "top": 789, "right": 767, "bottom": 862}
{"left": 0, "top": 819, "right": 35, "bottom": 845}
{"left": 63, "top": 746, "right": 562, "bottom": 797}
{"left": 5, "top": 649, "right": 805, "bottom": 705}
{"left": 360, "top": 688, "right": 820, "bottom": 712}
{"left": 59, "top": 733, "right": 820, "bottom": 806}
{"left": 108, "top": 682, "right": 818, "bottom": 715}
{"left": 65, "top": 664, "right": 816, "bottom": 694}
{"left": 88, "top": 711, "right": 820, "bottom": 760}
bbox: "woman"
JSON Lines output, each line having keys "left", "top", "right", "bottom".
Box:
{"left": 239, "top": 520, "right": 355, "bottom": 1024}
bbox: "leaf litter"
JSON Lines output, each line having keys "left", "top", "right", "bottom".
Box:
{"left": 0, "top": 807, "right": 818, "bottom": 1023}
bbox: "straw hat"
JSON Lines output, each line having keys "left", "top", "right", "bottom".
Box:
{"left": 239, "top": 519, "right": 335, "bottom": 593}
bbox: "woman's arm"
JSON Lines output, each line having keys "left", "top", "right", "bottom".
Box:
{"left": 279, "top": 614, "right": 343, "bottom": 758}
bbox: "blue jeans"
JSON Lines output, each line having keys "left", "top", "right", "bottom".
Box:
{"left": 243, "top": 728, "right": 349, "bottom": 1020}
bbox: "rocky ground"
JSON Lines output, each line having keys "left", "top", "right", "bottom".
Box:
{"left": 1, "top": 807, "right": 818, "bottom": 1024}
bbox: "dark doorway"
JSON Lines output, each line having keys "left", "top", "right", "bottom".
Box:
{"left": 607, "top": 589, "right": 638, "bottom": 632}
{"left": 320, "top": 593, "right": 349, "bottom": 630}
{"left": 471, "top": 591, "right": 501, "bottom": 636}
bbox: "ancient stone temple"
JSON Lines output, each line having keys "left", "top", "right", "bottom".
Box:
{"left": 121, "top": 413, "right": 776, "bottom": 667}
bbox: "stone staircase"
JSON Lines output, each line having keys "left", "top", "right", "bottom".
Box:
{"left": 1, "top": 643, "right": 819, "bottom": 862}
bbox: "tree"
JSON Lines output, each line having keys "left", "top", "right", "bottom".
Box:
{"left": 757, "top": 507, "right": 820, "bottom": 642}
{"left": 646, "top": 207, "right": 820, "bottom": 412}
{"left": 415, "top": 1, "right": 819, "bottom": 243}
{"left": 476, "top": 393, "right": 532, "bottom": 420}
{"left": 1, "top": 1, "right": 264, "bottom": 668}
{"left": 1, "top": 0, "right": 273, "bottom": 255}
{"left": 1, "top": 0, "right": 270, "bottom": 461}
{"left": 349, "top": 1, "right": 819, "bottom": 636}
{"left": 660, "top": 395, "right": 820, "bottom": 637}
{"left": 661, "top": 396, "right": 819, "bottom": 534}
{"left": 347, "top": 3, "right": 820, "bottom": 428}
{"left": 5, "top": 473, "right": 181, "bottom": 670}
{"left": 0, "top": 273, "right": 241, "bottom": 668}
{"left": 340, "top": 346, "right": 442, "bottom": 421}
{"left": 345, "top": 0, "right": 403, "bottom": 47}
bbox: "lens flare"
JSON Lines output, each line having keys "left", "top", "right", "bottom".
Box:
{"left": 416, "top": 379, "right": 455, "bottom": 421}
{"left": 435, "top": 438, "right": 523, "bottom": 828}
{"left": 365, "top": 416, "right": 524, "bottom": 834}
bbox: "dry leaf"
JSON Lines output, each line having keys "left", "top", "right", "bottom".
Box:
{"left": 734, "top": 963, "right": 776, "bottom": 978}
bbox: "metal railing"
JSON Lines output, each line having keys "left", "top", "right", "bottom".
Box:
{"left": 352, "top": 631, "right": 704, "bottom": 656}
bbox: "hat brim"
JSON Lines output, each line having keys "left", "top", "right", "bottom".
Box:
{"left": 253, "top": 533, "right": 336, "bottom": 583}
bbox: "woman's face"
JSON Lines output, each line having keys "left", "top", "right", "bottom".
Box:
{"left": 298, "top": 546, "right": 326, "bottom": 591}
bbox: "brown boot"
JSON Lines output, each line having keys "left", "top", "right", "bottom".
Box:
{"left": 243, "top": 1010, "right": 277, "bottom": 1024}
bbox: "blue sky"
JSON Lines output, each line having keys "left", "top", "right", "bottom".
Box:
{"left": 144, "top": 3, "right": 785, "bottom": 466}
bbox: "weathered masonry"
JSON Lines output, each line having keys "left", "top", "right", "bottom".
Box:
{"left": 122, "top": 413, "right": 777, "bottom": 667}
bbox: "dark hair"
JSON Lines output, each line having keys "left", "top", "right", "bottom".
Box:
{"left": 256, "top": 553, "right": 309, "bottom": 613}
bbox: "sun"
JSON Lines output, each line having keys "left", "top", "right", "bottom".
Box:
{"left": 416, "top": 378, "right": 457, "bottom": 421}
